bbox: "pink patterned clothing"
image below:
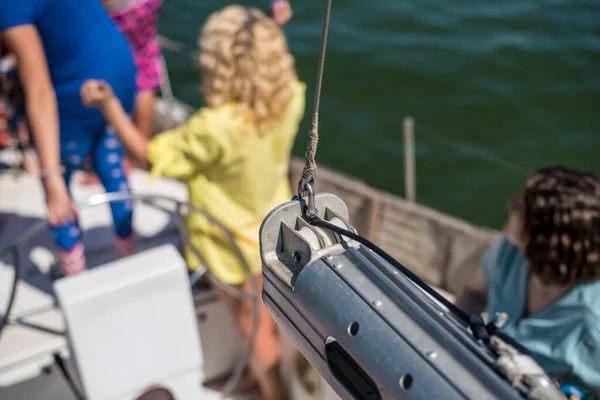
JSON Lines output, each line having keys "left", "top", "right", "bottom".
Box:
{"left": 108, "top": 0, "right": 164, "bottom": 92}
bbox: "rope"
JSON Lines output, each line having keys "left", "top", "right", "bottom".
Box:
{"left": 297, "top": 0, "right": 333, "bottom": 197}
{"left": 417, "top": 125, "right": 531, "bottom": 177}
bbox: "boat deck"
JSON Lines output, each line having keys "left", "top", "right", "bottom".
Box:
{"left": 0, "top": 160, "right": 252, "bottom": 399}
{"left": 0, "top": 150, "right": 340, "bottom": 400}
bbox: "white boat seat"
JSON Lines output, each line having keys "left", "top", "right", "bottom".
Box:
{"left": 0, "top": 169, "right": 246, "bottom": 397}
{"left": 54, "top": 244, "right": 205, "bottom": 400}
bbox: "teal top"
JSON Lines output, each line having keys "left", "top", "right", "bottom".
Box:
{"left": 482, "top": 236, "right": 600, "bottom": 396}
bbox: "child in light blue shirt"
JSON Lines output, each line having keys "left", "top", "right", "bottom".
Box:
{"left": 456, "top": 166, "right": 600, "bottom": 398}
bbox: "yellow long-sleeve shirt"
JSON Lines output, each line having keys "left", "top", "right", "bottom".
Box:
{"left": 147, "top": 79, "right": 306, "bottom": 284}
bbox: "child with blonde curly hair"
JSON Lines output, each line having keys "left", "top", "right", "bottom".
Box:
{"left": 81, "top": 4, "right": 303, "bottom": 399}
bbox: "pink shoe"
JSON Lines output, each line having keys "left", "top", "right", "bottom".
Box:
{"left": 115, "top": 233, "right": 135, "bottom": 259}
{"left": 56, "top": 241, "right": 87, "bottom": 276}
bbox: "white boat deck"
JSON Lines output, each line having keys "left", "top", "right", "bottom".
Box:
{"left": 0, "top": 160, "right": 250, "bottom": 399}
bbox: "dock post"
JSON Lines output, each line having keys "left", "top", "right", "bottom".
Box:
{"left": 403, "top": 117, "right": 416, "bottom": 202}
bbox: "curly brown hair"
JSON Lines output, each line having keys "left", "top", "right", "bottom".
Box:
{"left": 522, "top": 166, "right": 600, "bottom": 285}
{"left": 198, "top": 5, "right": 295, "bottom": 133}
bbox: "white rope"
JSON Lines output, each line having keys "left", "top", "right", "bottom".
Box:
{"left": 297, "top": 0, "right": 333, "bottom": 198}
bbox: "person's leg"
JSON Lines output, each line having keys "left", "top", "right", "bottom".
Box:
{"left": 51, "top": 138, "right": 91, "bottom": 276}
{"left": 52, "top": 214, "right": 86, "bottom": 276}
{"left": 92, "top": 126, "right": 135, "bottom": 259}
{"left": 80, "top": 90, "right": 151, "bottom": 185}
{"left": 213, "top": 274, "right": 288, "bottom": 400}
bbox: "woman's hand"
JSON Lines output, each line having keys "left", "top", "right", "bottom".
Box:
{"left": 43, "top": 174, "right": 77, "bottom": 226}
{"left": 80, "top": 80, "right": 115, "bottom": 111}
{"left": 270, "top": 0, "right": 293, "bottom": 26}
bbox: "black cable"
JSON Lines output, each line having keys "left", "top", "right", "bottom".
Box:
{"left": 0, "top": 247, "right": 21, "bottom": 340}
{"left": 53, "top": 353, "right": 86, "bottom": 400}
{"left": 309, "top": 217, "right": 531, "bottom": 356}
{"left": 311, "top": 218, "right": 470, "bottom": 321}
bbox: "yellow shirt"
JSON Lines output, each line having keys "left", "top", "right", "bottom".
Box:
{"left": 147, "top": 79, "right": 306, "bottom": 285}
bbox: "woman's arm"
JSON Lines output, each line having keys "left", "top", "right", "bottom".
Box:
{"left": 3, "top": 25, "right": 75, "bottom": 225}
{"left": 4, "top": 27, "right": 58, "bottom": 173}
{"left": 80, "top": 80, "right": 149, "bottom": 169}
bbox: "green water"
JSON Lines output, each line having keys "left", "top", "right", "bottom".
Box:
{"left": 159, "top": 0, "right": 600, "bottom": 229}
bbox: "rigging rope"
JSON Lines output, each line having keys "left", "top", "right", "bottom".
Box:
{"left": 417, "top": 125, "right": 531, "bottom": 176}
{"left": 297, "top": 0, "right": 333, "bottom": 198}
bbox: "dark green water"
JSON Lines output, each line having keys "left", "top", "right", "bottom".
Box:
{"left": 159, "top": 0, "right": 600, "bottom": 229}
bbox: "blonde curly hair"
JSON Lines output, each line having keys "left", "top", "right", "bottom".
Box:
{"left": 198, "top": 5, "right": 296, "bottom": 132}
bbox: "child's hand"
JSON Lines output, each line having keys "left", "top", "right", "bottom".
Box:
{"left": 80, "top": 80, "right": 115, "bottom": 111}
{"left": 270, "top": 0, "right": 293, "bottom": 26}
